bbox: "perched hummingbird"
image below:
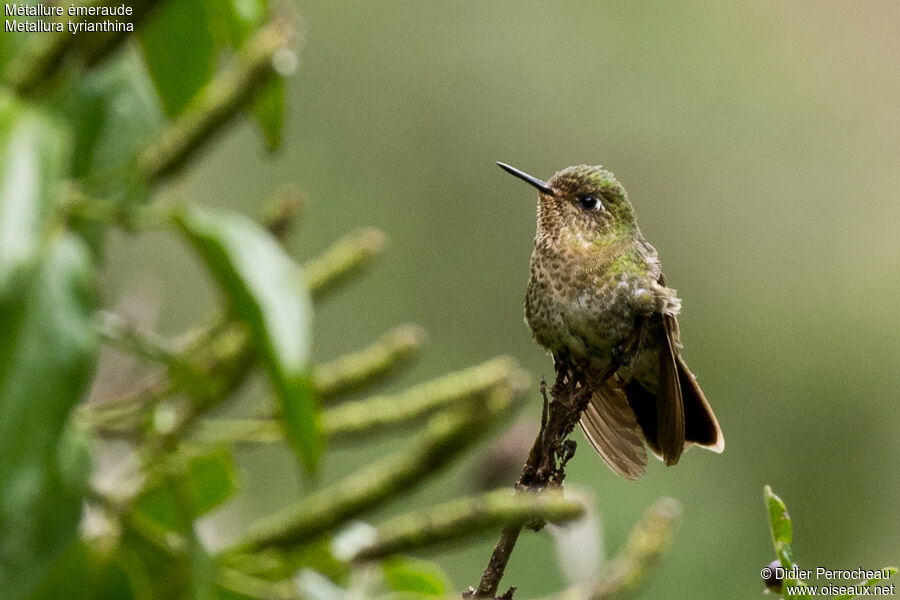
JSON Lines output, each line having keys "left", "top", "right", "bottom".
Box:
{"left": 498, "top": 162, "right": 723, "bottom": 479}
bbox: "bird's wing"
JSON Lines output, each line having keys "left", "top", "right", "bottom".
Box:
{"left": 656, "top": 271, "right": 722, "bottom": 454}
{"left": 655, "top": 314, "right": 686, "bottom": 465}
{"left": 579, "top": 375, "right": 647, "bottom": 480}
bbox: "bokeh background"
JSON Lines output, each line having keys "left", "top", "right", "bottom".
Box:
{"left": 101, "top": 2, "right": 900, "bottom": 598}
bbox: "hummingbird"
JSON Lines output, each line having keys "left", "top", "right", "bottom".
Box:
{"left": 498, "top": 162, "right": 723, "bottom": 479}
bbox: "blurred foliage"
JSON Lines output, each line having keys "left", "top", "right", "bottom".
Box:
{"left": 2, "top": 1, "right": 304, "bottom": 596}
{"left": 0, "top": 2, "right": 601, "bottom": 599}
{"left": 3, "top": 2, "right": 900, "bottom": 600}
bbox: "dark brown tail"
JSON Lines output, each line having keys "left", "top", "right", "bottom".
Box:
{"left": 623, "top": 353, "right": 724, "bottom": 461}
{"left": 675, "top": 354, "right": 724, "bottom": 453}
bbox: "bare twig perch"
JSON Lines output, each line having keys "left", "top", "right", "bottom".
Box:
{"left": 468, "top": 358, "right": 620, "bottom": 599}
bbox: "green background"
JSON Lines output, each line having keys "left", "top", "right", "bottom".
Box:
{"left": 99, "top": 2, "right": 900, "bottom": 598}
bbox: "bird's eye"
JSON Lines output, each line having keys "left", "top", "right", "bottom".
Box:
{"left": 579, "top": 195, "right": 602, "bottom": 211}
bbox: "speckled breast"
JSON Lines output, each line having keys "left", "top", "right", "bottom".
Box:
{"left": 524, "top": 244, "right": 641, "bottom": 366}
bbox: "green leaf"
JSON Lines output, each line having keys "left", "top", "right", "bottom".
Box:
{"left": 202, "top": 0, "right": 267, "bottom": 49}
{"left": 0, "top": 21, "right": 30, "bottom": 81}
{"left": 139, "top": 0, "right": 217, "bottom": 117}
{"left": 30, "top": 541, "right": 138, "bottom": 600}
{"left": 199, "top": 0, "right": 283, "bottom": 150}
{"left": 0, "top": 234, "right": 98, "bottom": 598}
{"left": 0, "top": 97, "right": 96, "bottom": 597}
{"left": 230, "top": 0, "right": 267, "bottom": 35}
{"left": 252, "top": 75, "right": 285, "bottom": 151}
{"left": 383, "top": 557, "right": 452, "bottom": 597}
{"left": 52, "top": 56, "right": 163, "bottom": 255}
{"left": 187, "top": 533, "right": 216, "bottom": 600}
{"left": 134, "top": 449, "right": 237, "bottom": 530}
{"left": 280, "top": 374, "right": 319, "bottom": 469}
{"left": 118, "top": 524, "right": 187, "bottom": 599}
{"left": 213, "top": 588, "right": 257, "bottom": 600}
{"left": 0, "top": 94, "right": 67, "bottom": 287}
{"left": 763, "top": 485, "right": 807, "bottom": 591}
{"left": 176, "top": 205, "right": 320, "bottom": 471}
{"left": 764, "top": 485, "right": 793, "bottom": 567}
{"left": 54, "top": 56, "right": 164, "bottom": 180}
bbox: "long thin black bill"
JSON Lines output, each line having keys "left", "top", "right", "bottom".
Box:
{"left": 496, "top": 162, "right": 554, "bottom": 195}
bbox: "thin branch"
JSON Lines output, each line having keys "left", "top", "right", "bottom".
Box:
{"left": 194, "top": 356, "right": 525, "bottom": 444}
{"left": 216, "top": 569, "right": 298, "bottom": 600}
{"left": 474, "top": 498, "right": 680, "bottom": 600}
{"left": 315, "top": 323, "right": 425, "bottom": 402}
{"left": 137, "top": 18, "right": 298, "bottom": 181}
{"left": 321, "top": 356, "right": 524, "bottom": 439}
{"left": 94, "top": 310, "right": 172, "bottom": 365}
{"left": 3, "top": 0, "right": 163, "bottom": 96}
{"left": 191, "top": 419, "right": 282, "bottom": 444}
{"left": 302, "top": 228, "right": 387, "bottom": 300}
{"left": 108, "top": 225, "right": 389, "bottom": 429}
{"left": 94, "top": 310, "right": 195, "bottom": 373}
{"left": 262, "top": 187, "right": 306, "bottom": 241}
{"left": 62, "top": 188, "right": 178, "bottom": 231}
{"left": 471, "top": 525, "right": 522, "bottom": 600}
{"left": 230, "top": 385, "right": 525, "bottom": 553}
{"left": 80, "top": 226, "right": 389, "bottom": 436}
{"left": 588, "top": 498, "right": 681, "bottom": 600}
{"left": 78, "top": 0, "right": 166, "bottom": 66}
{"left": 469, "top": 358, "right": 620, "bottom": 599}
{"left": 81, "top": 324, "right": 255, "bottom": 439}
{"left": 351, "top": 489, "right": 586, "bottom": 562}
